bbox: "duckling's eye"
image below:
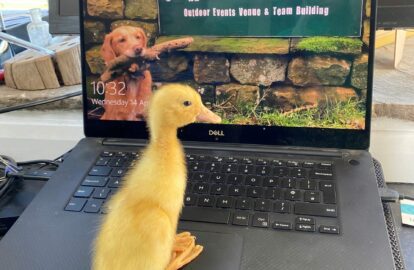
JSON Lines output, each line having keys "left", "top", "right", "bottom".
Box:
{"left": 183, "top": 101, "right": 192, "bottom": 107}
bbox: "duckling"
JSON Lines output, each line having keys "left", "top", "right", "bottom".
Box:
{"left": 92, "top": 84, "right": 222, "bottom": 270}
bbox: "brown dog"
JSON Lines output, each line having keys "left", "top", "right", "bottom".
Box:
{"left": 100, "top": 26, "right": 152, "bottom": 121}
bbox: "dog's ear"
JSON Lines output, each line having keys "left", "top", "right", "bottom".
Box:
{"left": 101, "top": 33, "right": 116, "bottom": 65}
{"left": 139, "top": 28, "right": 148, "bottom": 48}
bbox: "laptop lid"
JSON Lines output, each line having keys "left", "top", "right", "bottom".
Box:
{"left": 80, "top": 0, "right": 376, "bottom": 150}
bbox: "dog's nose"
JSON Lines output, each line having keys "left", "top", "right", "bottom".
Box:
{"left": 134, "top": 47, "right": 143, "bottom": 55}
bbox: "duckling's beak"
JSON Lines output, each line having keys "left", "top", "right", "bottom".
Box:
{"left": 196, "top": 105, "right": 222, "bottom": 124}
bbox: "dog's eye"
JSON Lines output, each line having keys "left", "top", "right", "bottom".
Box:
{"left": 183, "top": 101, "right": 192, "bottom": 107}
{"left": 119, "top": 38, "right": 126, "bottom": 43}
{"left": 136, "top": 35, "right": 141, "bottom": 39}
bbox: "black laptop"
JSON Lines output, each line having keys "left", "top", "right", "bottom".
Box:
{"left": 0, "top": 0, "right": 396, "bottom": 269}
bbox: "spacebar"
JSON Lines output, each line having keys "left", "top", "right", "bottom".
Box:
{"left": 180, "top": 207, "right": 230, "bottom": 224}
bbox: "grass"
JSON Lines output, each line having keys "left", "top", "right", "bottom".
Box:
{"left": 295, "top": 37, "right": 363, "bottom": 54}
{"left": 216, "top": 99, "right": 366, "bottom": 129}
{"left": 156, "top": 36, "right": 290, "bottom": 54}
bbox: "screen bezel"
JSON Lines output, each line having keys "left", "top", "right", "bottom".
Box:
{"left": 79, "top": 0, "right": 376, "bottom": 150}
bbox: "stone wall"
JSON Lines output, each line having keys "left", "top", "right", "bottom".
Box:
{"left": 85, "top": 0, "right": 371, "bottom": 111}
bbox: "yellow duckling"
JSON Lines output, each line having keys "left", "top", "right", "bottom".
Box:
{"left": 92, "top": 84, "right": 222, "bottom": 270}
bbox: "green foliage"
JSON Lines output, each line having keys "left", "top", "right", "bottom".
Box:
{"left": 216, "top": 99, "right": 366, "bottom": 129}
{"left": 295, "top": 37, "right": 363, "bottom": 54}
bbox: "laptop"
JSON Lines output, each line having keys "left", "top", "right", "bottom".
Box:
{"left": 0, "top": 0, "right": 396, "bottom": 269}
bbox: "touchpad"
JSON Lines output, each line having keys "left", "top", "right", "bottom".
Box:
{"left": 181, "top": 231, "right": 243, "bottom": 270}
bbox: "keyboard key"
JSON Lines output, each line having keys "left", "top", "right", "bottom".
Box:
{"left": 239, "top": 165, "right": 254, "bottom": 174}
{"left": 274, "top": 201, "right": 291, "bottom": 213}
{"left": 92, "top": 188, "right": 111, "bottom": 199}
{"left": 65, "top": 198, "right": 87, "bottom": 212}
{"left": 252, "top": 213, "right": 269, "bottom": 228}
{"left": 198, "top": 195, "right": 215, "bottom": 207}
{"left": 189, "top": 162, "right": 205, "bottom": 172}
{"left": 226, "top": 157, "right": 240, "bottom": 163}
{"left": 256, "top": 159, "right": 269, "bottom": 165}
{"left": 242, "top": 158, "right": 254, "bottom": 164}
{"left": 108, "top": 157, "right": 126, "bottom": 167}
{"left": 319, "top": 225, "right": 340, "bottom": 234}
{"left": 205, "top": 162, "right": 221, "bottom": 172}
{"left": 193, "top": 183, "right": 210, "bottom": 194}
{"left": 274, "top": 167, "right": 289, "bottom": 176}
{"left": 285, "top": 189, "right": 302, "bottom": 201}
{"left": 210, "top": 173, "right": 225, "bottom": 184}
{"left": 192, "top": 172, "right": 209, "bottom": 182}
{"left": 310, "top": 169, "right": 334, "bottom": 180}
{"left": 111, "top": 168, "right": 126, "bottom": 177}
{"left": 318, "top": 162, "right": 333, "bottom": 170}
{"left": 295, "top": 216, "right": 315, "bottom": 225}
{"left": 246, "top": 187, "right": 263, "bottom": 198}
{"left": 245, "top": 176, "right": 262, "bottom": 186}
{"left": 228, "top": 186, "right": 245, "bottom": 196}
{"left": 273, "top": 221, "right": 292, "bottom": 230}
{"left": 186, "top": 154, "right": 196, "bottom": 161}
{"left": 213, "top": 156, "right": 224, "bottom": 162}
{"left": 180, "top": 208, "right": 230, "bottom": 224}
{"left": 299, "top": 179, "right": 316, "bottom": 190}
{"left": 303, "top": 161, "right": 315, "bottom": 168}
{"left": 290, "top": 168, "right": 306, "bottom": 178}
{"left": 233, "top": 211, "right": 250, "bottom": 226}
{"left": 272, "top": 160, "right": 285, "bottom": 167}
{"left": 221, "top": 164, "right": 238, "bottom": 174}
{"left": 89, "top": 166, "right": 112, "bottom": 176}
{"left": 263, "top": 177, "right": 278, "bottom": 187}
{"left": 108, "top": 177, "right": 122, "bottom": 188}
{"left": 294, "top": 203, "right": 337, "bottom": 217}
{"left": 287, "top": 160, "right": 301, "bottom": 167}
{"left": 256, "top": 166, "right": 271, "bottom": 175}
{"left": 304, "top": 191, "right": 321, "bottom": 203}
{"left": 254, "top": 199, "right": 271, "bottom": 211}
{"left": 84, "top": 199, "right": 104, "bottom": 213}
{"left": 281, "top": 178, "right": 296, "bottom": 189}
{"left": 115, "top": 151, "right": 128, "bottom": 157}
{"left": 82, "top": 176, "right": 109, "bottom": 187}
{"left": 216, "top": 196, "right": 234, "bottom": 208}
{"left": 95, "top": 157, "right": 110, "bottom": 166}
{"left": 236, "top": 198, "right": 252, "bottom": 210}
{"left": 295, "top": 224, "right": 315, "bottom": 232}
{"left": 198, "top": 155, "right": 212, "bottom": 162}
{"left": 74, "top": 186, "right": 94, "bottom": 198}
{"left": 101, "top": 151, "right": 115, "bottom": 157}
{"left": 184, "top": 194, "right": 197, "bottom": 206}
{"left": 227, "top": 174, "right": 244, "bottom": 185}
{"left": 320, "top": 181, "right": 337, "bottom": 204}
{"left": 210, "top": 184, "right": 227, "bottom": 195}
{"left": 265, "top": 188, "right": 282, "bottom": 200}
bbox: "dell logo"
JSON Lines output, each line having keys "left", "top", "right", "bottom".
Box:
{"left": 209, "top": 130, "right": 225, "bottom": 136}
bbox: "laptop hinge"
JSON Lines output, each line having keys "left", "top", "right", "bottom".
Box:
{"left": 102, "top": 138, "right": 346, "bottom": 158}
{"left": 102, "top": 138, "right": 148, "bottom": 147}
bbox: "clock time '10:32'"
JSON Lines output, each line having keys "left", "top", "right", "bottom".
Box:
{"left": 91, "top": 81, "right": 126, "bottom": 96}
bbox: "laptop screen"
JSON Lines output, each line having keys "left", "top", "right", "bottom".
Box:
{"left": 81, "top": 0, "right": 374, "bottom": 149}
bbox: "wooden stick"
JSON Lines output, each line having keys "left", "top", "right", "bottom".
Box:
{"left": 101, "top": 37, "right": 193, "bottom": 82}
{"left": 282, "top": 104, "right": 318, "bottom": 116}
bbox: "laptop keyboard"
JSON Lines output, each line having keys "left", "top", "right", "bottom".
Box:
{"left": 65, "top": 151, "right": 340, "bottom": 235}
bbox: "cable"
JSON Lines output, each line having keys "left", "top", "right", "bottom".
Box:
{"left": 0, "top": 91, "right": 82, "bottom": 114}
{"left": 17, "top": 160, "right": 59, "bottom": 167}
{"left": 0, "top": 154, "right": 63, "bottom": 200}
{"left": 379, "top": 188, "right": 414, "bottom": 203}
{"left": 5, "top": 172, "right": 50, "bottom": 181}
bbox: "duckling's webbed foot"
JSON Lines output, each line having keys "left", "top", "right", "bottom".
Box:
{"left": 166, "top": 232, "right": 203, "bottom": 270}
